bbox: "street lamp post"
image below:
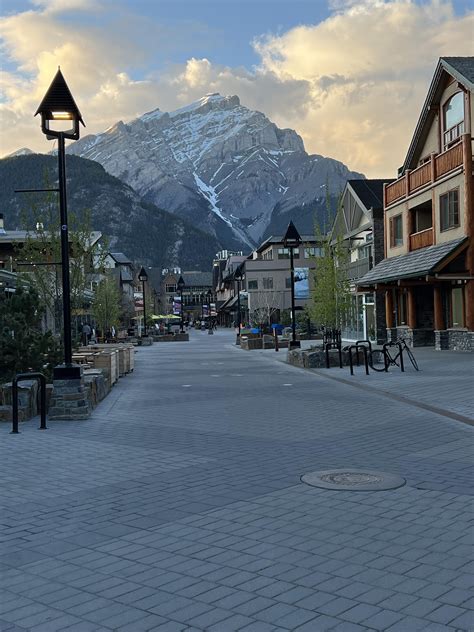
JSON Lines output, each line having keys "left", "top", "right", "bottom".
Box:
{"left": 234, "top": 265, "right": 243, "bottom": 345}
{"left": 177, "top": 276, "right": 185, "bottom": 333}
{"left": 138, "top": 267, "right": 148, "bottom": 337}
{"left": 35, "top": 68, "right": 85, "bottom": 372}
{"left": 207, "top": 289, "right": 213, "bottom": 335}
{"left": 283, "top": 221, "right": 302, "bottom": 349}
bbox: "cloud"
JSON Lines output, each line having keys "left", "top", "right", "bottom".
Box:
{"left": 1, "top": 0, "right": 473, "bottom": 178}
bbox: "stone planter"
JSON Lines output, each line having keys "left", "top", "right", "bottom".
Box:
{"left": 287, "top": 347, "right": 365, "bottom": 368}
{"left": 240, "top": 337, "right": 263, "bottom": 350}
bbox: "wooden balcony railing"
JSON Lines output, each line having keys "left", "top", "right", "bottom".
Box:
{"left": 409, "top": 228, "right": 433, "bottom": 251}
{"left": 385, "top": 138, "right": 465, "bottom": 207}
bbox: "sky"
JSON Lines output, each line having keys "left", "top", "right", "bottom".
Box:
{"left": 0, "top": 0, "right": 473, "bottom": 177}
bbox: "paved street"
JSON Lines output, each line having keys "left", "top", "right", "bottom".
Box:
{"left": 0, "top": 329, "right": 473, "bottom": 632}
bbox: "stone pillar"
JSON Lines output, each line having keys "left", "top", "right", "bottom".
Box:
{"left": 407, "top": 287, "right": 416, "bottom": 329}
{"left": 48, "top": 365, "right": 90, "bottom": 420}
{"left": 433, "top": 286, "right": 444, "bottom": 331}
{"left": 385, "top": 290, "right": 394, "bottom": 328}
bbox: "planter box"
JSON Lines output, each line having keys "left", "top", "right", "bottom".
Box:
{"left": 240, "top": 337, "right": 263, "bottom": 350}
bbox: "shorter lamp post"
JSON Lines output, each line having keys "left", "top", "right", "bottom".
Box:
{"left": 138, "top": 267, "right": 148, "bottom": 337}
{"left": 234, "top": 266, "right": 243, "bottom": 345}
{"left": 283, "top": 221, "right": 302, "bottom": 349}
{"left": 177, "top": 276, "right": 185, "bottom": 333}
{"left": 201, "top": 293, "right": 205, "bottom": 322}
{"left": 207, "top": 289, "right": 213, "bottom": 335}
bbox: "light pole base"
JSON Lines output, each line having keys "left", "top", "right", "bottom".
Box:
{"left": 289, "top": 340, "right": 301, "bottom": 350}
{"left": 235, "top": 334, "right": 241, "bottom": 346}
{"left": 49, "top": 364, "right": 91, "bottom": 420}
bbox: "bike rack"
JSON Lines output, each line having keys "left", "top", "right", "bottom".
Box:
{"left": 347, "top": 344, "right": 370, "bottom": 376}
{"left": 382, "top": 341, "right": 405, "bottom": 372}
{"left": 11, "top": 372, "right": 47, "bottom": 434}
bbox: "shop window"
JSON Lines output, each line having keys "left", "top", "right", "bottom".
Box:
{"left": 440, "top": 189, "right": 459, "bottom": 231}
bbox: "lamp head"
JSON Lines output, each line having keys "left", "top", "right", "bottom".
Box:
{"left": 177, "top": 275, "right": 185, "bottom": 291}
{"left": 138, "top": 266, "right": 148, "bottom": 282}
{"left": 35, "top": 68, "right": 85, "bottom": 140}
{"left": 282, "top": 221, "right": 302, "bottom": 248}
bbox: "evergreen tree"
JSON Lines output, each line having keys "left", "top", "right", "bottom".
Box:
{"left": 0, "top": 286, "right": 62, "bottom": 383}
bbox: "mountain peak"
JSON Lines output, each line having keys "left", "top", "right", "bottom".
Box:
{"left": 170, "top": 94, "right": 240, "bottom": 118}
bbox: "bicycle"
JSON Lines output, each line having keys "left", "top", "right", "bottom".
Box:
{"left": 369, "top": 337, "right": 419, "bottom": 372}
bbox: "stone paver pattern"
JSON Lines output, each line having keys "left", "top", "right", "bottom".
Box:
{"left": 0, "top": 329, "right": 472, "bottom": 631}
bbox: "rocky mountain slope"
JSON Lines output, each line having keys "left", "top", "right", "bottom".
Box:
{"left": 68, "top": 94, "right": 364, "bottom": 247}
{"left": 0, "top": 154, "right": 221, "bottom": 270}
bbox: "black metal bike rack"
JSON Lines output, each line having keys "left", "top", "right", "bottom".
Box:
{"left": 347, "top": 344, "right": 370, "bottom": 376}
{"left": 11, "top": 372, "right": 47, "bottom": 434}
{"left": 323, "top": 328, "right": 343, "bottom": 369}
{"left": 382, "top": 341, "right": 405, "bottom": 372}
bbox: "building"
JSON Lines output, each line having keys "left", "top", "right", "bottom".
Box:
{"left": 359, "top": 57, "right": 473, "bottom": 351}
{"left": 244, "top": 232, "right": 323, "bottom": 325}
{"left": 331, "top": 179, "right": 393, "bottom": 343}
{"left": 214, "top": 250, "right": 247, "bottom": 326}
{"left": 154, "top": 268, "right": 213, "bottom": 320}
{"left": 103, "top": 252, "right": 135, "bottom": 326}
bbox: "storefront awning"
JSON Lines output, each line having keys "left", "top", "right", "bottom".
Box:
{"left": 358, "top": 237, "right": 467, "bottom": 286}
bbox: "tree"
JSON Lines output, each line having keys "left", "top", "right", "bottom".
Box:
{"left": 17, "top": 187, "right": 106, "bottom": 335}
{"left": 92, "top": 274, "right": 121, "bottom": 338}
{"left": 0, "top": 286, "right": 62, "bottom": 383}
{"left": 249, "top": 289, "right": 284, "bottom": 330}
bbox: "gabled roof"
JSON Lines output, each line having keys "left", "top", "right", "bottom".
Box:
{"left": 349, "top": 179, "right": 392, "bottom": 212}
{"left": 109, "top": 252, "right": 131, "bottom": 264}
{"left": 35, "top": 68, "right": 85, "bottom": 126}
{"left": 358, "top": 238, "right": 467, "bottom": 285}
{"left": 182, "top": 271, "right": 213, "bottom": 287}
{"left": 402, "top": 57, "right": 474, "bottom": 173}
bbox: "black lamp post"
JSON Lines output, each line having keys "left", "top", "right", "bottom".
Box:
{"left": 138, "top": 267, "right": 148, "bottom": 337}
{"left": 207, "top": 289, "right": 213, "bottom": 335}
{"left": 200, "top": 293, "right": 205, "bottom": 321}
{"left": 234, "top": 265, "right": 243, "bottom": 345}
{"left": 177, "top": 276, "right": 185, "bottom": 333}
{"left": 283, "top": 221, "right": 302, "bottom": 349}
{"left": 35, "top": 68, "right": 85, "bottom": 374}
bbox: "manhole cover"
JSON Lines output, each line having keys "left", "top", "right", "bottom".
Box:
{"left": 301, "top": 469, "right": 406, "bottom": 491}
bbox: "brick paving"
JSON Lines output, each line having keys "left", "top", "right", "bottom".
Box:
{"left": 0, "top": 329, "right": 472, "bottom": 631}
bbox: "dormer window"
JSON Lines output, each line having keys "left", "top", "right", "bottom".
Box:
{"left": 443, "top": 92, "right": 464, "bottom": 149}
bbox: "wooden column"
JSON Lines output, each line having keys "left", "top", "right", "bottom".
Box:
{"left": 385, "top": 290, "right": 394, "bottom": 328}
{"left": 433, "top": 286, "right": 444, "bottom": 331}
{"left": 463, "top": 133, "right": 474, "bottom": 332}
{"left": 407, "top": 287, "right": 416, "bottom": 329}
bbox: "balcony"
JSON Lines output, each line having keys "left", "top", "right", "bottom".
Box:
{"left": 385, "top": 140, "right": 465, "bottom": 207}
{"left": 409, "top": 228, "right": 434, "bottom": 251}
{"left": 346, "top": 257, "right": 370, "bottom": 280}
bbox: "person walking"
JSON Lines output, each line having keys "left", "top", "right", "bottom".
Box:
{"left": 82, "top": 322, "right": 91, "bottom": 346}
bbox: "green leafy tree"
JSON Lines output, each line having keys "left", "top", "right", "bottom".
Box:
{"left": 17, "top": 186, "right": 106, "bottom": 334}
{"left": 0, "top": 286, "right": 62, "bottom": 383}
{"left": 92, "top": 274, "right": 121, "bottom": 337}
{"left": 308, "top": 193, "right": 351, "bottom": 329}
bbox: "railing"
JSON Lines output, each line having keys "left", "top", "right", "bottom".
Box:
{"left": 11, "top": 372, "right": 47, "bottom": 434}
{"left": 409, "top": 228, "right": 434, "bottom": 251}
{"left": 436, "top": 142, "right": 463, "bottom": 178}
{"left": 385, "top": 139, "right": 465, "bottom": 206}
{"left": 409, "top": 162, "right": 431, "bottom": 192}
{"left": 345, "top": 257, "right": 370, "bottom": 280}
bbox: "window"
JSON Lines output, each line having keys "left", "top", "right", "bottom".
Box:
{"left": 165, "top": 284, "right": 177, "bottom": 293}
{"left": 443, "top": 92, "right": 464, "bottom": 148}
{"left": 278, "top": 248, "right": 299, "bottom": 259}
{"left": 390, "top": 214, "right": 403, "bottom": 247}
{"left": 440, "top": 189, "right": 459, "bottom": 231}
{"left": 263, "top": 277, "right": 273, "bottom": 289}
{"left": 285, "top": 277, "right": 292, "bottom": 289}
{"left": 262, "top": 250, "right": 273, "bottom": 261}
{"left": 248, "top": 280, "right": 258, "bottom": 290}
{"left": 304, "top": 247, "right": 322, "bottom": 258}
{"left": 451, "top": 287, "right": 465, "bottom": 328}
{"left": 398, "top": 289, "right": 407, "bottom": 326}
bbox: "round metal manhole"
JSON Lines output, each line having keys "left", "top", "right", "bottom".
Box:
{"left": 301, "top": 469, "right": 406, "bottom": 491}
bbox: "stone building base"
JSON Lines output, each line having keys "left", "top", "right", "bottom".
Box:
{"left": 435, "top": 329, "right": 474, "bottom": 352}
{"left": 48, "top": 365, "right": 91, "bottom": 420}
{"left": 386, "top": 327, "right": 434, "bottom": 347}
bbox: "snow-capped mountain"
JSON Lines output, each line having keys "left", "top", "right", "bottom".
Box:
{"left": 68, "top": 94, "right": 363, "bottom": 248}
